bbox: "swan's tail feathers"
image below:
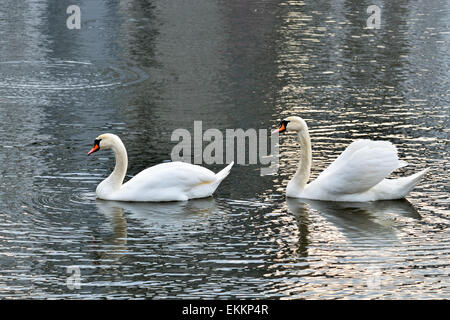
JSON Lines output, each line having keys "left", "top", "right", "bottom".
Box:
{"left": 207, "top": 161, "right": 234, "bottom": 194}
{"left": 394, "top": 168, "right": 430, "bottom": 198}
{"left": 215, "top": 161, "right": 234, "bottom": 182}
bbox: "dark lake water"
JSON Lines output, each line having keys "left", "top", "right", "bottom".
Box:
{"left": 0, "top": 0, "right": 448, "bottom": 299}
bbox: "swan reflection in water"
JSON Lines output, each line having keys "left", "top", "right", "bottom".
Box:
{"left": 286, "top": 197, "right": 421, "bottom": 241}
{"left": 93, "top": 197, "right": 217, "bottom": 261}
{"left": 96, "top": 197, "right": 217, "bottom": 237}
{"left": 93, "top": 200, "right": 128, "bottom": 261}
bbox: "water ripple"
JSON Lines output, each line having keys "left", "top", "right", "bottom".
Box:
{"left": 0, "top": 60, "right": 148, "bottom": 91}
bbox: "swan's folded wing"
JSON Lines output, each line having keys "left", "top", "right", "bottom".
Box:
{"left": 122, "top": 161, "right": 217, "bottom": 192}
{"left": 309, "top": 140, "right": 402, "bottom": 195}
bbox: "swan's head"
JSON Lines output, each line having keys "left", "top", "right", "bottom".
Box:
{"left": 88, "top": 133, "right": 121, "bottom": 155}
{"left": 272, "top": 116, "right": 308, "bottom": 134}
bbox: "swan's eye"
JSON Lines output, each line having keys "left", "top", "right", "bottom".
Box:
{"left": 94, "top": 139, "right": 101, "bottom": 147}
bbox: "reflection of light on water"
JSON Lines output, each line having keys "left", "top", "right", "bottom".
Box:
{"left": 261, "top": 198, "right": 427, "bottom": 299}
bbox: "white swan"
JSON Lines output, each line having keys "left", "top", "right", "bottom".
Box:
{"left": 273, "top": 116, "right": 429, "bottom": 202}
{"left": 88, "top": 133, "right": 234, "bottom": 202}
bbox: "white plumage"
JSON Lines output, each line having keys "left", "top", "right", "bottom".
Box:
{"left": 274, "top": 116, "right": 429, "bottom": 202}
{"left": 88, "top": 133, "right": 233, "bottom": 202}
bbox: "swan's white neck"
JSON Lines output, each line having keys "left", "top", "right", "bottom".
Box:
{"left": 288, "top": 128, "right": 312, "bottom": 193}
{"left": 105, "top": 139, "right": 128, "bottom": 190}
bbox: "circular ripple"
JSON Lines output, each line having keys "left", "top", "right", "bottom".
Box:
{"left": 0, "top": 60, "right": 148, "bottom": 91}
{"left": 28, "top": 189, "right": 94, "bottom": 214}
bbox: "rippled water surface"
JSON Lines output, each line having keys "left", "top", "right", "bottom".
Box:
{"left": 0, "top": 0, "right": 448, "bottom": 299}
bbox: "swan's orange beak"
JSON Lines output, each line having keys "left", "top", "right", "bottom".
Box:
{"left": 88, "top": 145, "right": 99, "bottom": 155}
{"left": 88, "top": 139, "right": 101, "bottom": 155}
{"left": 272, "top": 121, "right": 286, "bottom": 135}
